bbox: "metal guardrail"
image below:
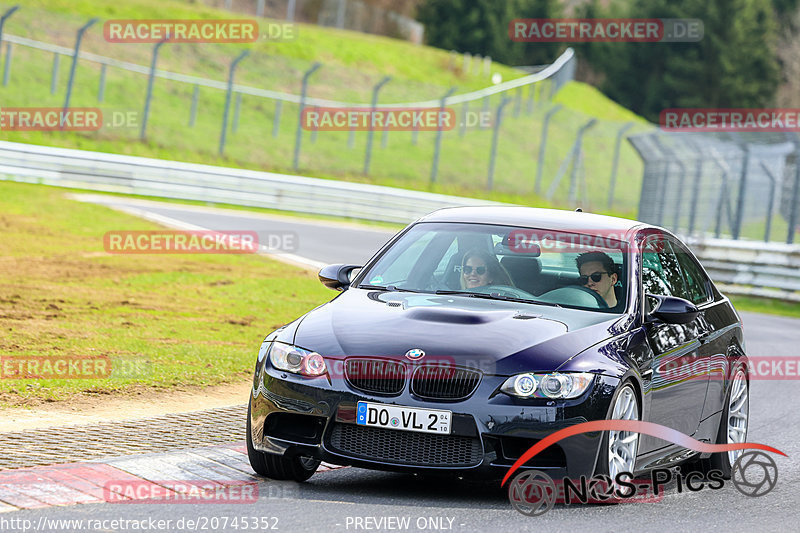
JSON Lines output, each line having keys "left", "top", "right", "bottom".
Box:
{"left": 687, "top": 237, "right": 800, "bottom": 302}
{"left": 0, "top": 140, "right": 499, "bottom": 224}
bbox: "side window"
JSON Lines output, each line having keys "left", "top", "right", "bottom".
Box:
{"left": 675, "top": 246, "right": 712, "bottom": 304}
{"left": 642, "top": 238, "right": 688, "bottom": 299}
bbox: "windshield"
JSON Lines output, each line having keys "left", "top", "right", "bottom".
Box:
{"left": 358, "top": 222, "right": 628, "bottom": 313}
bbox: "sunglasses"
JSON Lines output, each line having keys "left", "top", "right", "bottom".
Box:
{"left": 462, "top": 266, "right": 487, "bottom": 275}
{"left": 579, "top": 272, "right": 609, "bottom": 285}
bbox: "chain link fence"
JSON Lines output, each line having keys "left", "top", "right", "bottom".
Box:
{"left": 630, "top": 131, "right": 800, "bottom": 244}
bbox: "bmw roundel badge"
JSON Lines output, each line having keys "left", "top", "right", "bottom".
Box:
{"left": 405, "top": 349, "right": 425, "bottom": 361}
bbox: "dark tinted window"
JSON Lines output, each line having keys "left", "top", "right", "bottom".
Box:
{"left": 674, "top": 247, "right": 712, "bottom": 304}
{"left": 642, "top": 237, "right": 688, "bottom": 299}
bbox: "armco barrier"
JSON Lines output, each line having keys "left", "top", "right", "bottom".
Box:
{"left": 686, "top": 237, "right": 800, "bottom": 302}
{"left": 1, "top": 139, "right": 798, "bottom": 301}
{"left": 0, "top": 140, "right": 499, "bottom": 224}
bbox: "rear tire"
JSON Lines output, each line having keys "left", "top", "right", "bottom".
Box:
{"left": 246, "top": 403, "right": 320, "bottom": 482}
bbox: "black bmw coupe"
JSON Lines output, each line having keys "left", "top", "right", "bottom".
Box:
{"left": 247, "top": 207, "right": 749, "bottom": 484}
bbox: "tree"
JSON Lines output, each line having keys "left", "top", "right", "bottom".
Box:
{"left": 577, "top": 0, "right": 780, "bottom": 122}
{"left": 416, "top": 0, "right": 564, "bottom": 66}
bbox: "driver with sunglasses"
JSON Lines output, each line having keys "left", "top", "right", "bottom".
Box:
{"left": 576, "top": 251, "right": 621, "bottom": 310}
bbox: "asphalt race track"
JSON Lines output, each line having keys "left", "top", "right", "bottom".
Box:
{"left": 8, "top": 197, "right": 799, "bottom": 532}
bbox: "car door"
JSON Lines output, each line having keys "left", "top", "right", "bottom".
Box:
{"left": 639, "top": 235, "right": 710, "bottom": 453}
{"left": 670, "top": 239, "right": 723, "bottom": 425}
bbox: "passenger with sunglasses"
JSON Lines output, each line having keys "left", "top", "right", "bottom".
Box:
{"left": 460, "top": 249, "right": 513, "bottom": 290}
{"left": 576, "top": 251, "right": 621, "bottom": 310}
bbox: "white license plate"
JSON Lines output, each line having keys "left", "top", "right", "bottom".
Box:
{"left": 356, "top": 401, "right": 451, "bottom": 435}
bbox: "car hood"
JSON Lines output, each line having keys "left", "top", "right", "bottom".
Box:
{"left": 292, "top": 289, "right": 625, "bottom": 375}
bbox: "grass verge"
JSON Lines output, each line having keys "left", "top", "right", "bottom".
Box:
{"left": 728, "top": 295, "right": 800, "bottom": 319}
{"left": 0, "top": 181, "right": 331, "bottom": 407}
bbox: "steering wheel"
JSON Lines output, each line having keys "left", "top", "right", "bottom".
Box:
{"left": 568, "top": 285, "right": 609, "bottom": 308}
{"left": 477, "top": 285, "right": 538, "bottom": 300}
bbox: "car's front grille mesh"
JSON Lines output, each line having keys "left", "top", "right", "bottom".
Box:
{"left": 411, "top": 365, "right": 482, "bottom": 400}
{"left": 345, "top": 358, "right": 407, "bottom": 395}
{"left": 329, "top": 423, "right": 482, "bottom": 467}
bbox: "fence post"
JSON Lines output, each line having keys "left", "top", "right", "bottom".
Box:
{"left": 788, "top": 149, "right": 800, "bottom": 244}
{"left": 459, "top": 101, "right": 468, "bottom": 137}
{"left": 272, "top": 99, "right": 282, "bottom": 137}
{"left": 715, "top": 178, "right": 728, "bottom": 238}
{"left": 656, "top": 161, "right": 670, "bottom": 227}
{"left": 2, "top": 43, "right": 10, "bottom": 86}
{"left": 293, "top": 62, "right": 321, "bottom": 170}
{"left": 188, "top": 84, "right": 199, "bottom": 127}
{"left": 63, "top": 18, "right": 99, "bottom": 129}
{"left": 759, "top": 162, "right": 777, "bottom": 242}
{"left": 257, "top": 0, "right": 265, "bottom": 18}
{"left": 232, "top": 92, "right": 242, "bottom": 133}
{"left": 141, "top": 37, "right": 169, "bottom": 141}
{"left": 607, "top": 122, "right": 634, "bottom": 210}
{"left": 671, "top": 156, "right": 687, "bottom": 231}
{"left": 732, "top": 145, "right": 750, "bottom": 240}
{"left": 429, "top": 87, "right": 456, "bottom": 184}
{"left": 513, "top": 87, "right": 522, "bottom": 117}
{"left": 487, "top": 97, "right": 512, "bottom": 190}
{"left": 0, "top": 6, "right": 19, "bottom": 70}
{"left": 534, "top": 104, "right": 562, "bottom": 195}
{"left": 98, "top": 63, "right": 107, "bottom": 102}
{"left": 526, "top": 83, "right": 536, "bottom": 114}
{"left": 688, "top": 152, "right": 703, "bottom": 236}
{"left": 50, "top": 53, "right": 59, "bottom": 94}
{"left": 481, "top": 95, "right": 489, "bottom": 129}
{"left": 287, "top": 0, "right": 297, "bottom": 22}
{"left": 363, "top": 75, "right": 391, "bottom": 175}
{"left": 567, "top": 119, "right": 596, "bottom": 204}
{"left": 219, "top": 50, "right": 250, "bottom": 156}
{"left": 310, "top": 105, "right": 319, "bottom": 143}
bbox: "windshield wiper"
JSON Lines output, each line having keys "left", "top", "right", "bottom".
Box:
{"left": 358, "top": 284, "right": 422, "bottom": 293}
{"left": 434, "top": 290, "right": 561, "bottom": 307}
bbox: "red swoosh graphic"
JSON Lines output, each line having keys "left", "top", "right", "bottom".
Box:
{"left": 501, "top": 419, "right": 786, "bottom": 487}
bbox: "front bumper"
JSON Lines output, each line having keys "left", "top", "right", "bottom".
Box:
{"left": 249, "top": 364, "right": 620, "bottom": 480}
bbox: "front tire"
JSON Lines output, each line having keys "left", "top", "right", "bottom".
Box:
{"left": 596, "top": 382, "right": 640, "bottom": 497}
{"left": 246, "top": 403, "right": 320, "bottom": 482}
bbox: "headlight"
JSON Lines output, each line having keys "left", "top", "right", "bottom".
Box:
{"left": 501, "top": 372, "right": 595, "bottom": 399}
{"left": 269, "top": 343, "right": 327, "bottom": 377}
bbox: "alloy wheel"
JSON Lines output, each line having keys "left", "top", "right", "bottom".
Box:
{"left": 608, "top": 385, "right": 639, "bottom": 486}
{"left": 727, "top": 369, "right": 749, "bottom": 465}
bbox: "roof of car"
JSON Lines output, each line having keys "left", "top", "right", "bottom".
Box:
{"left": 418, "top": 206, "right": 649, "bottom": 236}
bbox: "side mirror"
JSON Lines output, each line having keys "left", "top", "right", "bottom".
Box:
{"left": 645, "top": 294, "right": 700, "bottom": 324}
{"left": 318, "top": 264, "right": 362, "bottom": 291}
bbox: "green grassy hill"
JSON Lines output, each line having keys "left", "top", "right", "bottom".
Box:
{"left": 0, "top": 0, "right": 652, "bottom": 216}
